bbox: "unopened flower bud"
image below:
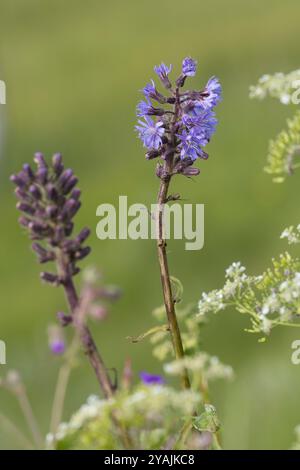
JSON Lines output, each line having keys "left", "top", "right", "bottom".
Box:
{"left": 40, "top": 272, "right": 60, "bottom": 285}
{"left": 48, "top": 325, "right": 65, "bottom": 355}
{"left": 52, "top": 153, "right": 64, "bottom": 176}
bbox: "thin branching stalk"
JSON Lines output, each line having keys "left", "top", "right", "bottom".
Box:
{"left": 15, "top": 386, "right": 43, "bottom": 449}
{"left": 50, "top": 335, "right": 79, "bottom": 434}
{"left": 57, "top": 252, "right": 115, "bottom": 398}
{"left": 0, "top": 412, "right": 34, "bottom": 450}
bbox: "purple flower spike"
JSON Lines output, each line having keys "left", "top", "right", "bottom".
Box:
{"left": 182, "top": 57, "right": 197, "bottom": 77}
{"left": 10, "top": 153, "right": 91, "bottom": 282}
{"left": 136, "top": 58, "right": 221, "bottom": 175}
{"left": 50, "top": 339, "right": 65, "bottom": 355}
{"left": 140, "top": 371, "right": 165, "bottom": 386}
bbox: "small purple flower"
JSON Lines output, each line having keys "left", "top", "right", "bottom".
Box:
{"left": 136, "top": 99, "right": 164, "bottom": 118}
{"left": 182, "top": 106, "right": 218, "bottom": 143}
{"left": 140, "top": 371, "right": 165, "bottom": 386}
{"left": 177, "top": 129, "right": 208, "bottom": 161}
{"left": 182, "top": 57, "right": 197, "bottom": 77}
{"left": 202, "top": 76, "right": 222, "bottom": 109}
{"left": 50, "top": 339, "right": 65, "bottom": 355}
{"left": 143, "top": 80, "right": 166, "bottom": 104}
{"left": 135, "top": 117, "right": 164, "bottom": 150}
{"left": 48, "top": 324, "right": 66, "bottom": 355}
{"left": 154, "top": 62, "right": 172, "bottom": 89}
{"left": 136, "top": 99, "right": 153, "bottom": 117}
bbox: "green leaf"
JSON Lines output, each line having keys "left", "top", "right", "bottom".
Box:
{"left": 126, "top": 324, "right": 169, "bottom": 343}
{"left": 192, "top": 405, "right": 221, "bottom": 433}
{"left": 170, "top": 276, "right": 184, "bottom": 303}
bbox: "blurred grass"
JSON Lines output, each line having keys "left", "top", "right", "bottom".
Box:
{"left": 0, "top": 0, "right": 300, "bottom": 449}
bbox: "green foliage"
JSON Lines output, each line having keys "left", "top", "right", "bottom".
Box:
{"left": 192, "top": 405, "right": 221, "bottom": 434}
{"left": 250, "top": 71, "right": 300, "bottom": 182}
{"left": 50, "top": 279, "right": 233, "bottom": 450}
{"left": 265, "top": 111, "right": 300, "bottom": 183}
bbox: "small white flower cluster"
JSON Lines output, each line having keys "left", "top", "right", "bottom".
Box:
{"left": 46, "top": 395, "right": 107, "bottom": 447}
{"left": 164, "top": 352, "right": 233, "bottom": 382}
{"left": 225, "top": 261, "right": 246, "bottom": 279}
{"left": 198, "top": 290, "right": 225, "bottom": 315}
{"left": 198, "top": 253, "right": 300, "bottom": 335}
{"left": 261, "top": 272, "right": 300, "bottom": 318}
{"left": 249, "top": 70, "right": 300, "bottom": 105}
{"left": 198, "top": 262, "right": 248, "bottom": 316}
{"left": 281, "top": 225, "right": 300, "bottom": 245}
{"left": 291, "top": 425, "right": 300, "bottom": 450}
{"left": 46, "top": 386, "right": 201, "bottom": 449}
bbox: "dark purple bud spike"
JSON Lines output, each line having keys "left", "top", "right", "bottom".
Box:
{"left": 12, "top": 154, "right": 90, "bottom": 287}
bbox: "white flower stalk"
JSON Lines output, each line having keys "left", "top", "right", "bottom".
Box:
{"left": 249, "top": 70, "right": 300, "bottom": 105}
{"left": 281, "top": 225, "right": 300, "bottom": 245}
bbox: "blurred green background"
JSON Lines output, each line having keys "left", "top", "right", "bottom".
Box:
{"left": 0, "top": 0, "right": 300, "bottom": 450}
